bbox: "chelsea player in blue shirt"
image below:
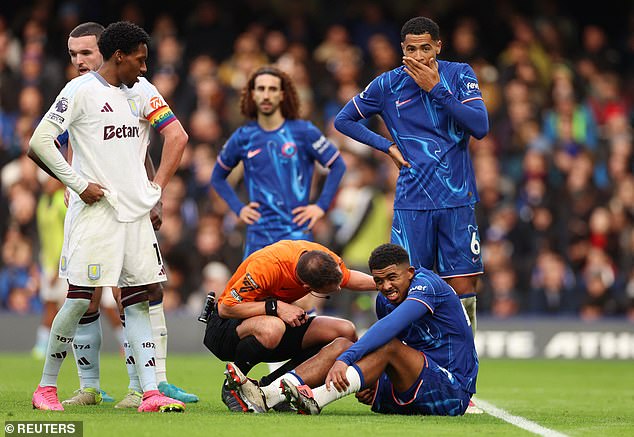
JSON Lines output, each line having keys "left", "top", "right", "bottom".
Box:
{"left": 211, "top": 65, "right": 346, "bottom": 257}
{"left": 334, "top": 17, "right": 489, "bottom": 341}
{"left": 236, "top": 243, "right": 478, "bottom": 416}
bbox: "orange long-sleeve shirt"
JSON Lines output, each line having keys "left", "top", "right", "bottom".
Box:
{"left": 217, "top": 240, "right": 351, "bottom": 306}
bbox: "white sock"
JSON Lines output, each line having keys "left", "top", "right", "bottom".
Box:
{"left": 72, "top": 313, "right": 102, "bottom": 389}
{"left": 149, "top": 301, "right": 167, "bottom": 384}
{"left": 123, "top": 301, "right": 157, "bottom": 392}
{"left": 263, "top": 372, "right": 302, "bottom": 408}
{"left": 312, "top": 365, "right": 362, "bottom": 409}
{"left": 40, "top": 297, "right": 91, "bottom": 387}
{"left": 34, "top": 325, "right": 50, "bottom": 351}
{"left": 121, "top": 319, "right": 142, "bottom": 392}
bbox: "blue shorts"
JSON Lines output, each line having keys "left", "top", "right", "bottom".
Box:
{"left": 371, "top": 354, "right": 471, "bottom": 416}
{"left": 391, "top": 206, "right": 483, "bottom": 278}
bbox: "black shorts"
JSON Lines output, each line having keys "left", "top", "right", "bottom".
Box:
{"left": 203, "top": 311, "right": 315, "bottom": 363}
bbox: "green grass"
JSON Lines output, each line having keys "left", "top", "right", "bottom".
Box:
{"left": 1, "top": 354, "right": 633, "bottom": 436}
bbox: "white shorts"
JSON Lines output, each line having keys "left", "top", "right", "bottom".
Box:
{"left": 59, "top": 199, "right": 167, "bottom": 288}
{"left": 39, "top": 270, "right": 67, "bottom": 303}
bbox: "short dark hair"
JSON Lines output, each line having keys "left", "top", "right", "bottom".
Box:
{"left": 368, "top": 244, "right": 410, "bottom": 271}
{"left": 296, "top": 250, "right": 342, "bottom": 289}
{"left": 69, "top": 22, "right": 104, "bottom": 40}
{"left": 400, "top": 17, "right": 440, "bottom": 42}
{"left": 241, "top": 65, "right": 300, "bottom": 120}
{"left": 98, "top": 21, "right": 150, "bottom": 60}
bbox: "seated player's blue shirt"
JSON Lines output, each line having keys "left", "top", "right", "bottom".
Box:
{"left": 335, "top": 61, "right": 489, "bottom": 211}
{"left": 338, "top": 267, "right": 478, "bottom": 394}
{"left": 216, "top": 119, "right": 340, "bottom": 233}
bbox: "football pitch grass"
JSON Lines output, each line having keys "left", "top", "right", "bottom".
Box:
{"left": 1, "top": 353, "right": 633, "bottom": 436}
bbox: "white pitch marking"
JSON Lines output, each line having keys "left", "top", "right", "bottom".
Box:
{"left": 473, "top": 397, "right": 569, "bottom": 437}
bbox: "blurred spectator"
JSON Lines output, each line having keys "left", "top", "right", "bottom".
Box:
{"left": 0, "top": 2, "right": 632, "bottom": 321}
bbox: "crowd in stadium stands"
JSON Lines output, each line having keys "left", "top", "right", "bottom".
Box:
{"left": 0, "top": 1, "right": 632, "bottom": 325}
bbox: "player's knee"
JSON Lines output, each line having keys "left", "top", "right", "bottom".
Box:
{"left": 254, "top": 317, "right": 286, "bottom": 349}
{"left": 328, "top": 337, "right": 354, "bottom": 355}
{"left": 334, "top": 319, "right": 357, "bottom": 342}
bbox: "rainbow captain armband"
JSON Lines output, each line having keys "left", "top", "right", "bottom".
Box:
{"left": 147, "top": 105, "right": 176, "bottom": 132}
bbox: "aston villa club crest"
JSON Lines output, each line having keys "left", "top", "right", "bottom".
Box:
{"left": 88, "top": 264, "right": 101, "bottom": 280}
{"left": 55, "top": 97, "right": 69, "bottom": 113}
{"left": 127, "top": 99, "right": 139, "bottom": 116}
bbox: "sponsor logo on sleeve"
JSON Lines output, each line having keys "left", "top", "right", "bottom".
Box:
{"left": 149, "top": 96, "right": 166, "bottom": 110}
{"left": 311, "top": 136, "right": 329, "bottom": 154}
{"left": 466, "top": 81, "right": 479, "bottom": 91}
{"left": 230, "top": 288, "right": 243, "bottom": 302}
{"left": 46, "top": 112, "right": 65, "bottom": 125}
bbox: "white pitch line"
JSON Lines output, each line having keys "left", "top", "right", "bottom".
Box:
{"left": 473, "top": 397, "right": 569, "bottom": 437}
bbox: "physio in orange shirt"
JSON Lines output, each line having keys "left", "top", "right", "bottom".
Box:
{"left": 204, "top": 240, "right": 375, "bottom": 411}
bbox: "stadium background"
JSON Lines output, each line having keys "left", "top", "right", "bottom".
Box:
{"left": 1, "top": 0, "right": 633, "bottom": 358}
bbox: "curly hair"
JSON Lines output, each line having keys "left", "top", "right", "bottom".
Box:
{"left": 368, "top": 244, "right": 410, "bottom": 271}
{"left": 69, "top": 22, "right": 104, "bottom": 40}
{"left": 296, "top": 250, "right": 342, "bottom": 290}
{"left": 240, "top": 65, "right": 300, "bottom": 120}
{"left": 400, "top": 17, "right": 440, "bottom": 42}
{"left": 98, "top": 21, "right": 150, "bottom": 60}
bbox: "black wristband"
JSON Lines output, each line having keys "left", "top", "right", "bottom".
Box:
{"left": 265, "top": 298, "right": 278, "bottom": 317}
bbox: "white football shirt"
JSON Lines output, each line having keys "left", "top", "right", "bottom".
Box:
{"left": 44, "top": 72, "right": 161, "bottom": 222}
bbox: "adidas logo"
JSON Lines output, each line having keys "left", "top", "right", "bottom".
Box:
{"left": 77, "top": 357, "right": 90, "bottom": 366}
{"left": 51, "top": 351, "right": 67, "bottom": 359}
{"left": 101, "top": 102, "right": 113, "bottom": 112}
{"left": 126, "top": 356, "right": 135, "bottom": 365}
{"left": 144, "top": 357, "right": 156, "bottom": 367}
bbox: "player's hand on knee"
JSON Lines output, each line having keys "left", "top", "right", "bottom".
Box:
{"left": 326, "top": 360, "right": 349, "bottom": 392}
{"left": 79, "top": 182, "right": 105, "bottom": 205}
{"left": 355, "top": 388, "right": 374, "bottom": 405}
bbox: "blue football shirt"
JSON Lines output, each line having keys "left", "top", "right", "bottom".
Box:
{"left": 216, "top": 119, "right": 340, "bottom": 233}
{"left": 339, "top": 267, "right": 478, "bottom": 394}
{"left": 336, "top": 61, "right": 487, "bottom": 210}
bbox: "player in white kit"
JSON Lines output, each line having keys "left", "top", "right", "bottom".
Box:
{"left": 30, "top": 21, "right": 185, "bottom": 413}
